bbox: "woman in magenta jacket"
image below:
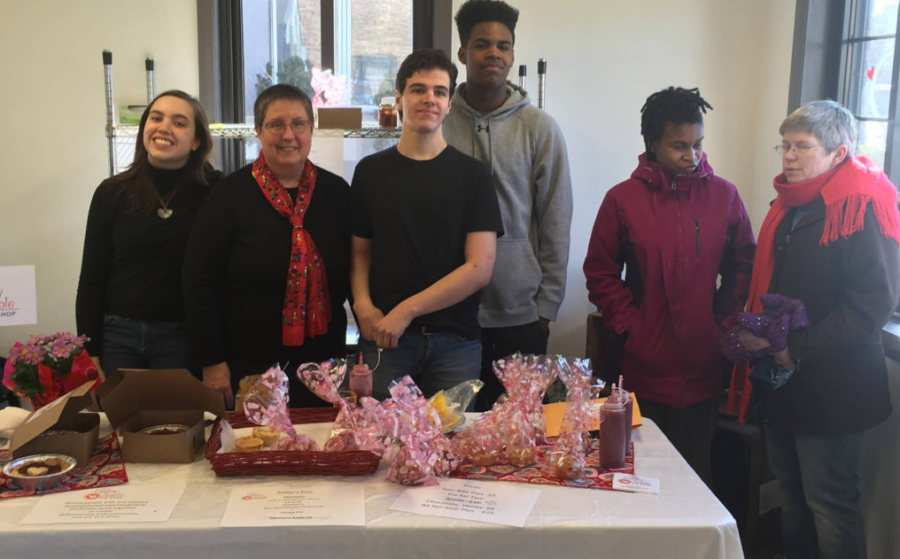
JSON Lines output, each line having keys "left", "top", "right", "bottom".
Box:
{"left": 583, "top": 87, "right": 755, "bottom": 484}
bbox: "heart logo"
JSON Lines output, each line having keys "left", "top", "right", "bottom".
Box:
{"left": 867, "top": 66, "right": 875, "bottom": 81}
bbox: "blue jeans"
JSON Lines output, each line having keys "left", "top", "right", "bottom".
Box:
{"left": 360, "top": 327, "right": 481, "bottom": 401}
{"left": 763, "top": 423, "right": 865, "bottom": 559}
{"left": 101, "top": 314, "right": 191, "bottom": 374}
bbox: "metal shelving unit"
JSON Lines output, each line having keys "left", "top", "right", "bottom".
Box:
{"left": 102, "top": 50, "right": 400, "bottom": 175}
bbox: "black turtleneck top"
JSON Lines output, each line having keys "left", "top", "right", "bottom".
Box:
{"left": 76, "top": 165, "right": 222, "bottom": 355}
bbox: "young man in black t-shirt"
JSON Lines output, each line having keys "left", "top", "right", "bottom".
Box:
{"left": 350, "top": 49, "right": 503, "bottom": 400}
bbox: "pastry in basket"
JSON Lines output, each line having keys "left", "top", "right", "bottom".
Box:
{"left": 270, "top": 434, "right": 320, "bottom": 451}
{"left": 252, "top": 426, "right": 281, "bottom": 446}
{"left": 235, "top": 436, "right": 264, "bottom": 452}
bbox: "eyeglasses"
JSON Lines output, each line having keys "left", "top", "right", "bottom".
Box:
{"left": 263, "top": 119, "right": 312, "bottom": 135}
{"left": 774, "top": 143, "right": 822, "bottom": 156}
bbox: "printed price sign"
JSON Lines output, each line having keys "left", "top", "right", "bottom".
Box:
{"left": 390, "top": 478, "right": 540, "bottom": 527}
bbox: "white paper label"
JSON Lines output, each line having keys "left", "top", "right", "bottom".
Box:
{"left": 612, "top": 473, "right": 660, "bottom": 494}
{"left": 220, "top": 483, "right": 365, "bottom": 527}
{"left": 0, "top": 265, "right": 37, "bottom": 326}
{"left": 21, "top": 484, "right": 186, "bottom": 524}
{"left": 389, "top": 478, "right": 540, "bottom": 527}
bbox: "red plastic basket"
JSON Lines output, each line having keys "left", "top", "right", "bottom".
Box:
{"left": 205, "top": 407, "right": 380, "bottom": 477}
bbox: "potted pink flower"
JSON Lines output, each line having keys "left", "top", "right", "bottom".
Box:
{"left": 2, "top": 333, "right": 101, "bottom": 409}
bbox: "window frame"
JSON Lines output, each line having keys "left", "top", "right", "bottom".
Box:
{"left": 197, "top": 0, "right": 450, "bottom": 173}
{"left": 790, "top": 0, "right": 900, "bottom": 329}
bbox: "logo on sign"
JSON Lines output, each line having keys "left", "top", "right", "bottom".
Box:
{"left": 241, "top": 493, "right": 267, "bottom": 501}
{"left": 0, "top": 288, "right": 18, "bottom": 317}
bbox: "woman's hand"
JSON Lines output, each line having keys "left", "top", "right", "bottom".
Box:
{"left": 203, "top": 362, "right": 234, "bottom": 409}
{"left": 738, "top": 329, "right": 772, "bottom": 352}
{"left": 772, "top": 347, "right": 794, "bottom": 369}
{"left": 90, "top": 356, "right": 106, "bottom": 381}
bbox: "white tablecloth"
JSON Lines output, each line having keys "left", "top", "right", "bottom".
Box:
{"left": 0, "top": 416, "right": 743, "bottom": 559}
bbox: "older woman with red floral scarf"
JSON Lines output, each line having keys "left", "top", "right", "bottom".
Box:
{"left": 183, "top": 84, "right": 351, "bottom": 410}
{"left": 728, "top": 100, "right": 900, "bottom": 559}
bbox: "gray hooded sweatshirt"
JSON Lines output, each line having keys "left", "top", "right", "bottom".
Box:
{"left": 443, "top": 83, "right": 573, "bottom": 328}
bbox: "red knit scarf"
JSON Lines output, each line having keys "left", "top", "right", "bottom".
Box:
{"left": 252, "top": 154, "right": 331, "bottom": 346}
{"left": 728, "top": 155, "right": 900, "bottom": 422}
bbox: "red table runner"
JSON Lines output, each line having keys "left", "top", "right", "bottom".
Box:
{"left": 0, "top": 432, "right": 128, "bottom": 499}
{"left": 450, "top": 439, "right": 634, "bottom": 490}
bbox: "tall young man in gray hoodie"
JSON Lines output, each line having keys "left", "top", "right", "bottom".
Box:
{"left": 444, "top": 0, "right": 573, "bottom": 410}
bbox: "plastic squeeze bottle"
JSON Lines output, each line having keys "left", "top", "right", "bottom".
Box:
{"left": 619, "top": 376, "right": 634, "bottom": 457}
{"left": 349, "top": 352, "right": 373, "bottom": 398}
{"left": 599, "top": 385, "right": 628, "bottom": 469}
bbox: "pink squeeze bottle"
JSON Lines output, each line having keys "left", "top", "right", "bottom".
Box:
{"left": 599, "top": 385, "right": 628, "bottom": 469}
{"left": 349, "top": 352, "right": 373, "bottom": 398}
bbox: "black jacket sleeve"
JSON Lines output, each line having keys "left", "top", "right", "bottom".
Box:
{"left": 182, "top": 180, "right": 235, "bottom": 366}
{"left": 75, "top": 182, "right": 117, "bottom": 355}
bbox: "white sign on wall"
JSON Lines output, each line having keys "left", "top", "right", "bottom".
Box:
{"left": 0, "top": 266, "right": 37, "bottom": 327}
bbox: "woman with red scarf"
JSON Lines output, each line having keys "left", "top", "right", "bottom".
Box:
{"left": 183, "top": 84, "right": 350, "bottom": 409}
{"left": 728, "top": 100, "right": 900, "bottom": 559}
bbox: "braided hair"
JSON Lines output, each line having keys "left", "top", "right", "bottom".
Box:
{"left": 640, "top": 87, "right": 712, "bottom": 153}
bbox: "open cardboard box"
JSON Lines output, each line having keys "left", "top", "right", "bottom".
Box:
{"left": 96, "top": 369, "right": 226, "bottom": 463}
{"left": 316, "top": 107, "right": 362, "bottom": 129}
{"left": 10, "top": 380, "right": 99, "bottom": 466}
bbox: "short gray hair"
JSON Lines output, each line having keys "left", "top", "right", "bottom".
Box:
{"left": 253, "top": 84, "right": 313, "bottom": 130}
{"left": 779, "top": 100, "right": 858, "bottom": 155}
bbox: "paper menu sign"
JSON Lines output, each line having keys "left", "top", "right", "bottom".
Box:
{"left": 0, "top": 265, "right": 37, "bottom": 326}
{"left": 20, "top": 484, "right": 186, "bottom": 524}
{"left": 389, "top": 478, "right": 540, "bottom": 527}
{"left": 612, "top": 473, "right": 660, "bottom": 494}
{"left": 220, "top": 483, "right": 365, "bottom": 527}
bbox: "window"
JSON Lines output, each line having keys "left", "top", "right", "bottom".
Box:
{"left": 840, "top": 0, "right": 899, "bottom": 167}
{"left": 790, "top": 0, "right": 900, "bottom": 320}
{"left": 790, "top": 0, "right": 900, "bottom": 179}
{"left": 200, "top": 0, "right": 446, "bottom": 172}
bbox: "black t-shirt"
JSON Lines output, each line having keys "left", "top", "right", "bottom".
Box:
{"left": 350, "top": 146, "right": 503, "bottom": 338}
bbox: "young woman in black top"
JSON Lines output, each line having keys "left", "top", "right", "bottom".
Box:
{"left": 76, "top": 90, "right": 219, "bottom": 376}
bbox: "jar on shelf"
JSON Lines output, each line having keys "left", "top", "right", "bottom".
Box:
{"left": 378, "top": 97, "right": 398, "bottom": 129}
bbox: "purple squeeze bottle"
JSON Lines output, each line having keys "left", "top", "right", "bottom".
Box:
{"left": 619, "top": 375, "right": 633, "bottom": 457}
{"left": 599, "top": 384, "right": 628, "bottom": 469}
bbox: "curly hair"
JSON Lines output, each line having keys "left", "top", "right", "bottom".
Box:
{"left": 640, "top": 87, "right": 713, "bottom": 152}
{"left": 455, "top": 0, "right": 519, "bottom": 47}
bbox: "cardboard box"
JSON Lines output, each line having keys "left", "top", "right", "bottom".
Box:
{"left": 97, "top": 369, "right": 226, "bottom": 464}
{"left": 316, "top": 107, "right": 362, "bottom": 129}
{"left": 10, "top": 381, "right": 100, "bottom": 466}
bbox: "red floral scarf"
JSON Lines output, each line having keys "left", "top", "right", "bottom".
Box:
{"left": 252, "top": 154, "right": 331, "bottom": 346}
{"left": 728, "top": 155, "right": 900, "bottom": 421}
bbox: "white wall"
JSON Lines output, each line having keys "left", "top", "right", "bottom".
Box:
{"left": 451, "top": 0, "right": 796, "bottom": 359}
{"left": 0, "top": 0, "right": 199, "bottom": 353}
{"left": 0, "top": 0, "right": 795, "bottom": 359}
